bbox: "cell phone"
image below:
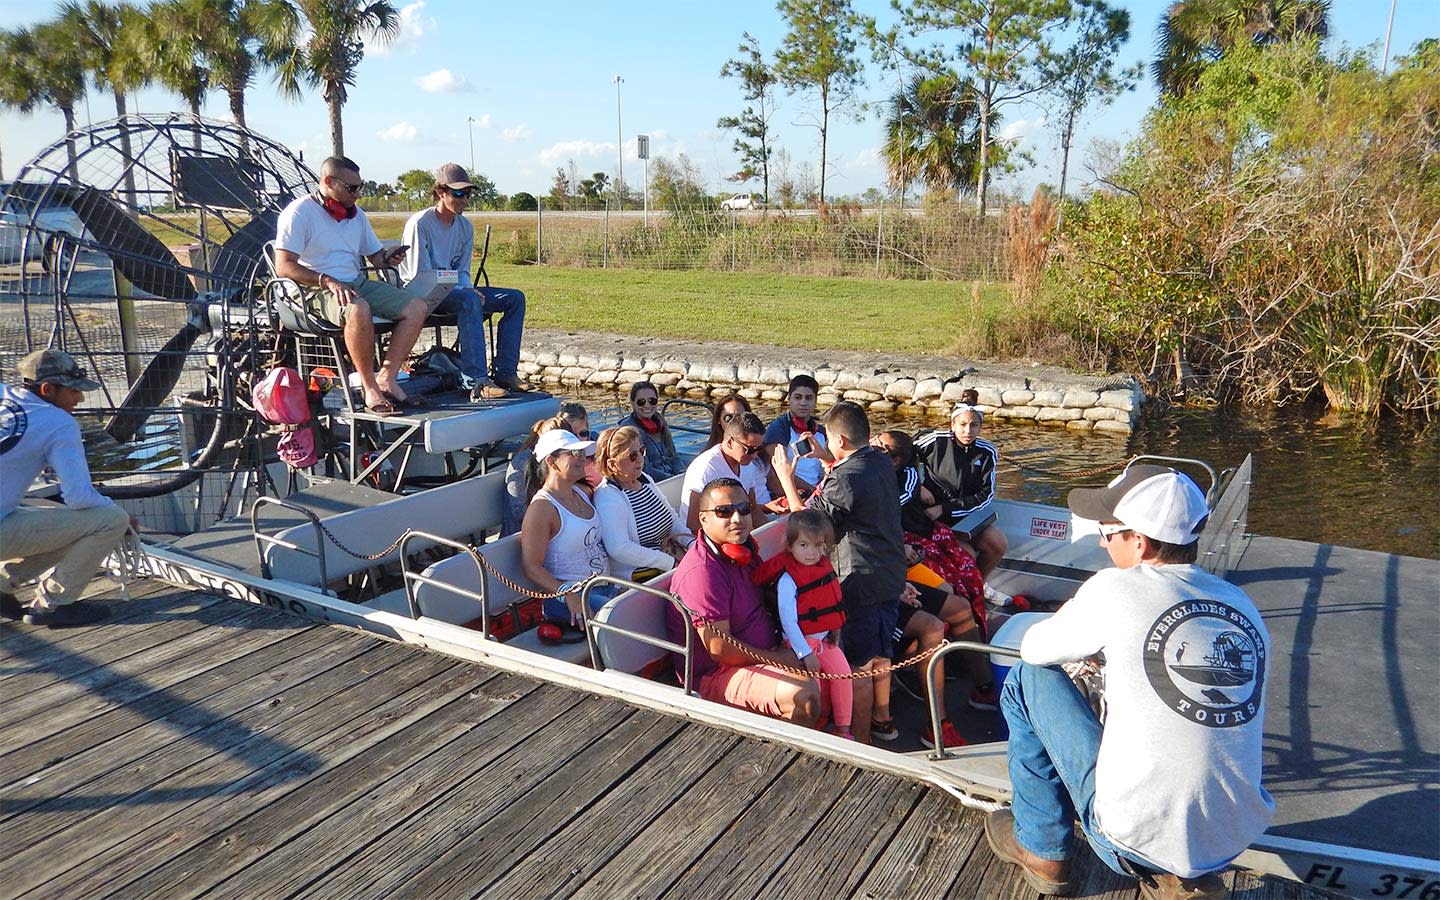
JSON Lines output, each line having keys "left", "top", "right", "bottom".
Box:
{"left": 791, "top": 436, "right": 813, "bottom": 456}
{"left": 387, "top": 245, "right": 409, "bottom": 260}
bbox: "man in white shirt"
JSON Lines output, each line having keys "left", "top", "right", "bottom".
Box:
{"left": 399, "top": 163, "right": 527, "bottom": 401}
{"left": 273, "top": 156, "right": 426, "bottom": 416}
{"left": 1, "top": 350, "right": 133, "bottom": 627}
{"left": 986, "top": 465, "right": 1273, "bottom": 900}
{"left": 681, "top": 413, "right": 772, "bottom": 532}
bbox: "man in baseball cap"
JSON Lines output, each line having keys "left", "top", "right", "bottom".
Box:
{"left": 398, "top": 161, "right": 529, "bottom": 402}
{"left": 985, "top": 464, "right": 1274, "bottom": 900}
{"left": 2, "top": 349, "right": 134, "bottom": 627}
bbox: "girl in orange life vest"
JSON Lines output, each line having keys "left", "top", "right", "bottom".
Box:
{"left": 752, "top": 510, "right": 854, "bottom": 739}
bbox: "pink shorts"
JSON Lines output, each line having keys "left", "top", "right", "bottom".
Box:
{"left": 699, "top": 664, "right": 807, "bottom": 717}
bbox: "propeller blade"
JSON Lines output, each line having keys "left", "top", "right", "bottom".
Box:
{"left": 103, "top": 321, "right": 204, "bottom": 443}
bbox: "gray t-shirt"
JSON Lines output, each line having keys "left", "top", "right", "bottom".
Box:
{"left": 399, "top": 207, "right": 474, "bottom": 288}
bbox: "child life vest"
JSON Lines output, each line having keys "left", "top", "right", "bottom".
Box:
{"left": 751, "top": 552, "right": 846, "bottom": 635}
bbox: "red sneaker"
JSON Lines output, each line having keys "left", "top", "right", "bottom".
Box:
{"left": 921, "top": 719, "right": 968, "bottom": 749}
{"left": 969, "top": 684, "right": 1000, "bottom": 711}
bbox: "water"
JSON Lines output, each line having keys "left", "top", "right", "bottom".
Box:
{"left": 577, "top": 389, "right": 1439, "bottom": 561}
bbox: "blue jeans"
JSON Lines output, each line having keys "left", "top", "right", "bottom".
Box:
{"left": 1001, "top": 661, "right": 1141, "bottom": 878}
{"left": 435, "top": 286, "right": 525, "bottom": 383}
{"left": 542, "top": 581, "right": 621, "bottom": 621}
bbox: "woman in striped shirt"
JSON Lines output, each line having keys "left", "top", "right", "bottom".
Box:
{"left": 593, "top": 426, "right": 692, "bottom": 580}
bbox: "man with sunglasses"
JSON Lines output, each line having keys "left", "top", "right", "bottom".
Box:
{"left": 400, "top": 163, "right": 527, "bottom": 401}
{"left": 274, "top": 156, "right": 429, "bottom": 417}
{"left": 681, "top": 412, "right": 772, "bottom": 533}
{"left": 664, "top": 477, "right": 819, "bottom": 725}
{"left": 2, "top": 350, "right": 134, "bottom": 627}
{"left": 984, "top": 466, "right": 1272, "bottom": 900}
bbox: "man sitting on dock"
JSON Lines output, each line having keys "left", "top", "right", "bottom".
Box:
{"left": 1, "top": 350, "right": 133, "bottom": 627}
{"left": 273, "top": 155, "right": 427, "bottom": 417}
{"left": 665, "top": 477, "right": 820, "bottom": 726}
{"left": 399, "top": 163, "right": 527, "bottom": 401}
{"left": 986, "top": 465, "right": 1274, "bottom": 900}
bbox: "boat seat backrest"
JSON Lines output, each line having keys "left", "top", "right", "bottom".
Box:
{"left": 410, "top": 533, "right": 528, "bottom": 625}
{"left": 654, "top": 473, "right": 685, "bottom": 507}
{"left": 263, "top": 471, "right": 506, "bottom": 586}
{"left": 592, "top": 517, "right": 787, "bottom": 676}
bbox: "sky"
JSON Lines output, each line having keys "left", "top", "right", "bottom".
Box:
{"left": 0, "top": 0, "right": 1435, "bottom": 200}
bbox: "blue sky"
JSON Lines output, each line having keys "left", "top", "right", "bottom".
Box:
{"left": 1, "top": 0, "right": 1434, "bottom": 199}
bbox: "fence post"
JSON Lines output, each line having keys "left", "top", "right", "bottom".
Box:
{"left": 876, "top": 201, "right": 883, "bottom": 276}
{"left": 536, "top": 202, "right": 544, "bottom": 264}
{"left": 730, "top": 209, "right": 736, "bottom": 272}
{"left": 603, "top": 199, "right": 609, "bottom": 269}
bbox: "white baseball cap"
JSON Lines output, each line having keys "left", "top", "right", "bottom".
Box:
{"left": 535, "top": 428, "right": 595, "bottom": 460}
{"left": 1067, "top": 464, "right": 1209, "bottom": 545}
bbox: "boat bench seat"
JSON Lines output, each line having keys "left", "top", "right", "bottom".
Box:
{"left": 262, "top": 470, "right": 506, "bottom": 588}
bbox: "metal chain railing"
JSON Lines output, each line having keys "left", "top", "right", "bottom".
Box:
{"left": 708, "top": 626, "right": 947, "bottom": 681}
{"left": 1001, "top": 454, "right": 1128, "bottom": 480}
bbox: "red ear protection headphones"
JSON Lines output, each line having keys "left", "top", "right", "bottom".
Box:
{"left": 704, "top": 534, "right": 756, "bottom": 566}
{"left": 315, "top": 193, "right": 357, "bottom": 222}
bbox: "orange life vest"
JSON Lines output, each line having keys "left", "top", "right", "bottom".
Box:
{"left": 752, "top": 552, "right": 846, "bottom": 635}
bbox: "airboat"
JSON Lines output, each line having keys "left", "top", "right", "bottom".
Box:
{"left": 3, "top": 115, "right": 1434, "bottom": 896}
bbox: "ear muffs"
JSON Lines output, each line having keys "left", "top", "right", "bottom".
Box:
{"left": 316, "top": 193, "right": 356, "bottom": 222}
{"left": 719, "top": 539, "right": 755, "bottom": 566}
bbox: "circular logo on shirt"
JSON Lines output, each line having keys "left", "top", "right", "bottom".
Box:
{"left": 0, "top": 397, "right": 27, "bottom": 454}
{"left": 1143, "top": 599, "right": 1266, "bottom": 728}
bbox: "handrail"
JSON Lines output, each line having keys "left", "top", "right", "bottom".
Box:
{"left": 1128, "top": 455, "right": 1220, "bottom": 505}
{"left": 399, "top": 529, "right": 493, "bottom": 630}
{"left": 923, "top": 641, "right": 1021, "bottom": 762}
{"left": 661, "top": 397, "right": 714, "bottom": 437}
{"left": 250, "top": 494, "right": 329, "bottom": 592}
{"left": 583, "top": 574, "right": 699, "bottom": 695}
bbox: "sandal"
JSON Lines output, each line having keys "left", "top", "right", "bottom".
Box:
{"left": 364, "top": 398, "right": 399, "bottom": 417}
{"left": 384, "top": 390, "right": 429, "bottom": 408}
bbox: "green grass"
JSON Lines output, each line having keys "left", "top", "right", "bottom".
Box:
{"left": 484, "top": 264, "right": 1013, "bottom": 356}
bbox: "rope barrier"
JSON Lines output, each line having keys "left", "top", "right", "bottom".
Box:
{"left": 1001, "top": 454, "right": 1128, "bottom": 480}
{"left": 709, "top": 627, "right": 948, "bottom": 681}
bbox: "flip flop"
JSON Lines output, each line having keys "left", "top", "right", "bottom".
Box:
{"left": 365, "top": 398, "right": 399, "bottom": 417}
{"left": 384, "top": 391, "right": 430, "bottom": 408}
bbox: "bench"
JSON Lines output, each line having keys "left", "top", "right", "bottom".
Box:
{"left": 255, "top": 470, "right": 506, "bottom": 590}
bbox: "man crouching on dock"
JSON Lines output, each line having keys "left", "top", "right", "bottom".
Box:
{"left": 665, "top": 477, "right": 820, "bottom": 726}
{"left": 985, "top": 465, "right": 1274, "bottom": 900}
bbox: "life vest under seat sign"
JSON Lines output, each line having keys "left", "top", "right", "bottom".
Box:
{"left": 1030, "top": 517, "right": 1069, "bottom": 541}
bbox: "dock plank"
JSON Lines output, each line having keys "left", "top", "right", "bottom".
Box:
{"left": 853, "top": 786, "right": 983, "bottom": 898}
{"left": 0, "top": 625, "right": 368, "bottom": 813}
{"left": 0, "top": 645, "right": 461, "bottom": 897}
{"left": 124, "top": 671, "right": 559, "bottom": 899}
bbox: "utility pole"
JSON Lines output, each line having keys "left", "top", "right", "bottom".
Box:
{"left": 1381, "top": 0, "right": 1398, "bottom": 74}
{"left": 637, "top": 134, "right": 650, "bottom": 226}
{"left": 466, "top": 116, "right": 477, "bottom": 171}
{"left": 613, "top": 75, "right": 624, "bottom": 214}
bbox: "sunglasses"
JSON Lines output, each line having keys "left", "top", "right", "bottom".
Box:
{"left": 574, "top": 430, "right": 592, "bottom": 440}
{"left": 331, "top": 177, "right": 363, "bottom": 194}
{"left": 624, "top": 448, "right": 646, "bottom": 462}
{"left": 449, "top": 188, "right": 472, "bottom": 199}
{"left": 735, "top": 441, "right": 765, "bottom": 457}
{"left": 556, "top": 448, "right": 588, "bottom": 460}
{"left": 634, "top": 397, "right": 658, "bottom": 407}
{"left": 701, "top": 502, "right": 753, "bottom": 518}
{"left": 721, "top": 411, "right": 739, "bottom": 422}
{"left": 1098, "top": 523, "right": 1132, "bottom": 540}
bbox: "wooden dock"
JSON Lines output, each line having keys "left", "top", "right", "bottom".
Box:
{"left": 1, "top": 580, "right": 1332, "bottom": 899}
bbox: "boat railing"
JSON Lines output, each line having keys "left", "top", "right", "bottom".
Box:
{"left": 399, "top": 530, "right": 496, "bottom": 633}
{"left": 924, "top": 641, "right": 1021, "bottom": 762}
{"left": 1129, "top": 455, "right": 1220, "bottom": 505}
{"left": 661, "top": 398, "right": 715, "bottom": 437}
{"left": 583, "top": 574, "right": 700, "bottom": 695}
{"left": 250, "top": 495, "right": 331, "bottom": 593}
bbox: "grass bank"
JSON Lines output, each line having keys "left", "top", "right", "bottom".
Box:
{"left": 484, "top": 263, "right": 1016, "bottom": 357}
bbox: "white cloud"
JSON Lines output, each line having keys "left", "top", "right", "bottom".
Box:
{"left": 416, "top": 69, "right": 472, "bottom": 93}
{"left": 292, "top": 132, "right": 330, "bottom": 161}
{"left": 369, "top": 2, "right": 434, "bottom": 56}
{"left": 376, "top": 121, "right": 435, "bottom": 144}
{"left": 474, "top": 113, "right": 492, "bottom": 128}
{"left": 501, "top": 124, "right": 533, "bottom": 142}
{"left": 843, "top": 147, "right": 883, "bottom": 171}
{"left": 539, "top": 140, "right": 613, "bottom": 164}
{"left": 998, "top": 116, "right": 1046, "bottom": 145}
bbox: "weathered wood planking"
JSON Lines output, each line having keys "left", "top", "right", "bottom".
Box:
{"left": 0, "top": 585, "right": 1345, "bottom": 900}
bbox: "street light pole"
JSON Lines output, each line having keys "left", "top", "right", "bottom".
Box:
{"left": 466, "top": 116, "right": 476, "bottom": 172}
{"left": 613, "top": 75, "right": 624, "bottom": 214}
{"left": 1381, "top": 0, "right": 1398, "bottom": 74}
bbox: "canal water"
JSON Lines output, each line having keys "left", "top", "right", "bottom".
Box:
{"left": 578, "top": 389, "right": 1439, "bottom": 561}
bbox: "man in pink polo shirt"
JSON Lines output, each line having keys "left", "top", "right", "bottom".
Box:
{"left": 665, "top": 477, "right": 819, "bottom": 724}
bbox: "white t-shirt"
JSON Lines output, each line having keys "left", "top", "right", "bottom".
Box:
{"left": 274, "top": 195, "right": 382, "bottom": 283}
{"left": 1021, "top": 563, "right": 1275, "bottom": 877}
{"left": 680, "top": 444, "right": 770, "bottom": 522}
{"left": 399, "top": 207, "right": 474, "bottom": 288}
{"left": 1, "top": 384, "right": 115, "bottom": 519}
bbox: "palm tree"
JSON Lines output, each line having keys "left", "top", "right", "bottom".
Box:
{"left": 60, "top": 1, "right": 150, "bottom": 206}
{"left": 1154, "top": 0, "right": 1330, "bottom": 96}
{"left": 881, "top": 72, "right": 989, "bottom": 203}
{"left": 126, "top": 0, "right": 209, "bottom": 120}
{"left": 277, "top": 0, "right": 400, "bottom": 157}
{"left": 0, "top": 21, "right": 89, "bottom": 181}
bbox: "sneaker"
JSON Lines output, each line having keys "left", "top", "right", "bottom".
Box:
{"left": 492, "top": 373, "right": 529, "bottom": 392}
{"left": 1139, "top": 872, "right": 1227, "bottom": 900}
{"left": 920, "top": 719, "right": 968, "bottom": 750}
{"left": 869, "top": 718, "right": 900, "bottom": 742}
{"left": 23, "top": 601, "right": 111, "bottom": 628}
{"left": 983, "top": 583, "right": 1014, "bottom": 606}
{"left": 1, "top": 592, "right": 23, "bottom": 620}
{"left": 470, "top": 380, "right": 509, "bottom": 401}
{"left": 969, "top": 683, "right": 1000, "bottom": 711}
{"left": 892, "top": 667, "right": 925, "bottom": 702}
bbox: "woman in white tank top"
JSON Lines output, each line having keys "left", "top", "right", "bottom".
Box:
{"left": 520, "top": 428, "right": 619, "bottom": 625}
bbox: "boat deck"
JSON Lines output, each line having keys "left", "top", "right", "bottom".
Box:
{"left": 0, "top": 581, "right": 1327, "bottom": 899}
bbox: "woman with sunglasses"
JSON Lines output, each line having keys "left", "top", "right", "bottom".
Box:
{"left": 520, "top": 428, "right": 620, "bottom": 632}
{"left": 705, "top": 393, "right": 751, "bottom": 449}
{"left": 398, "top": 162, "right": 528, "bottom": 402}
{"left": 593, "top": 426, "right": 692, "bottom": 579}
{"left": 617, "top": 381, "right": 681, "bottom": 481}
